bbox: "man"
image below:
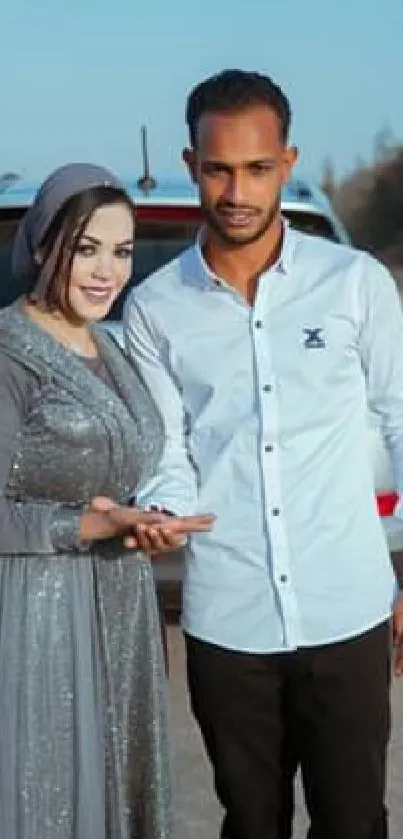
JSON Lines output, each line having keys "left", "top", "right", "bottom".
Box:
{"left": 124, "top": 69, "right": 403, "bottom": 839}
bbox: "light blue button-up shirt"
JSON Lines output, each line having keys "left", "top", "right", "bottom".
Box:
{"left": 124, "top": 226, "right": 403, "bottom": 653}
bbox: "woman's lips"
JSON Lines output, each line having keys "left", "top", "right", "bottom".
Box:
{"left": 79, "top": 287, "right": 113, "bottom": 303}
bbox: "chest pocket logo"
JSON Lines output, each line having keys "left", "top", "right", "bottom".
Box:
{"left": 303, "top": 327, "right": 326, "bottom": 349}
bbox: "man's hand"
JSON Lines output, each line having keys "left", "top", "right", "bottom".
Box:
{"left": 392, "top": 591, "right": 403, "bottom": 677}
{"left": 110, "top": 507, "right": 215, "bottom": 555}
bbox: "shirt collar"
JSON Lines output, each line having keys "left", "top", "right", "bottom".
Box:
{"left": 193, "top": 217, "right": 298, "bottom": 288}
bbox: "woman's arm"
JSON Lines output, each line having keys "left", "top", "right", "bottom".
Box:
{"left": 0, "top": 353, "right": 125, "bottom": 553}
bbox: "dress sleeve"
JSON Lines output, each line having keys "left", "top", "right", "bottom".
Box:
{"left": 0, "top": 352, "right": 85, "bottom": 554}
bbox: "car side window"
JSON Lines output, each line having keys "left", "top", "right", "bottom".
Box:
{"left": 283, "top": 210, "right": 338, "bottom": 241}
{"left": 0, "top": 227, "right": 31, "bottom": 308}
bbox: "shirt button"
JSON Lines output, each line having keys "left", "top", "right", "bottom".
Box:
{"left": 265, "top": 444, "right": 273, "bottom": 453}
{"left": 255, "top": 320, "right": 263, "bottom": 328}
{"left": 280, "top": 574, "right": 288, "bottom": 583}
{"left": 272, "top": 507, "right": 280, "bottom": 516}
{"left": 263, "top": 384, "right": 272, "bottom": 393}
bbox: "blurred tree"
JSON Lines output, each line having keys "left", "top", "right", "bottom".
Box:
{"left": 373, "top": 125, "right": 395, "bottom": 164}
{"left": 321, "top": 157, "right": 336, "bottom": 199}
{"left": 331, "top": 136, "right": 403, "bottom": 284}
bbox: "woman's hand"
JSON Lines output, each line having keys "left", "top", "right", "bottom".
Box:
{"left": 89, "top": 496, "right": 215, "bottom": 555}
{"left": 79, "top": 498, "right": 169, "bottom": 545}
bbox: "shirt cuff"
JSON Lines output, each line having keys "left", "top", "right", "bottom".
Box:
{"left": 393, "top": 494, "right": 403, "bottom": 521}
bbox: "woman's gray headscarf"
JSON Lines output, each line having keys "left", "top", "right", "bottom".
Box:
{"left": 12, "top": 162, "right": 126, "bottom": 300}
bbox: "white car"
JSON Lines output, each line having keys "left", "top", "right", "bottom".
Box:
{"left": 1, "top": 175, "right": 402, "bottom": 609}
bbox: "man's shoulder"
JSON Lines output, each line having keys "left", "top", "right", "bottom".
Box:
{"left": 295, "top": 228, "right": 391, "bottom": 272}
{"left": 294, "top": 233, "right": 397, "bottom": 311}
{"left": 295, "top": 229, "right": 360, "bottom": 268}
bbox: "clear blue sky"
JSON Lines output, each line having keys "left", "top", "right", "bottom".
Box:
{"left": 1, "top": 0, "right": 402, "bottom": 186}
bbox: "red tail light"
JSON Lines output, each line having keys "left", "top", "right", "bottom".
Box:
{"left": 376, "top": 492, "right": 399, "bottom": 517}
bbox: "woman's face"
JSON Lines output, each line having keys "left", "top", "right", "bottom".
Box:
{"left": 68, "top": 202, "right": 134, "bottom": 323}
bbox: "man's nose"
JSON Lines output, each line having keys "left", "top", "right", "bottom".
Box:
{"left": 224, "top": 171, "right": 247, "bottom": 204}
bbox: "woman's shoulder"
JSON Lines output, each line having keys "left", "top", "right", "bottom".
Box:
{"left": 0, "top": 304, "right": 43, "bottom": 397}
{"left": 0, "top": 301, "right": 28, "bottom": 351}
{"left": 0, "top": 345, "right": 33, "bottom": 410}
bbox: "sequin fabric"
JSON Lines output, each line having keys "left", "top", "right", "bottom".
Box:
{"left": 0, "top": 304, "right": 173, "bottom": 839}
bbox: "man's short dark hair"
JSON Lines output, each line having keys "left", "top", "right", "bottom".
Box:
{"left": 186, "top": 69, "right": 292, "bottom": 147}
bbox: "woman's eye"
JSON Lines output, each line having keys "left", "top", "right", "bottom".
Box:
{"left": 115, "top": 247, "right": 133, "bottom": 260}
{"left": 76, "top": 244, "right": 95, "bottom": 257}
{"left": 76, "top": 243, "right": 133, "bottom": 260}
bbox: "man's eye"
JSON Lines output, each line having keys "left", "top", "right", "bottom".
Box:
{"left": 250, "top": 164, "right": 274, "bottom": 175}
{"left": 204, "top": 164, "right": 227, "bottom": 176}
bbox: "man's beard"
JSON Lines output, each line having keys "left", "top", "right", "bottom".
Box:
{"left": 201, "top": 198, "right": 281, "bottom": 247}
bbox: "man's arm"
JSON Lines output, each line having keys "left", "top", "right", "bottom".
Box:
{"left": 359, "top": 253, "right": 403, "bottom": 674}
{"left": 123, "top": 293, "right": 198, "bottom": 516}
{"left": 359, "top": 252, "right": 403, "bottom": 502}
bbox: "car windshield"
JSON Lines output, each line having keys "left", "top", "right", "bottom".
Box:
{"left": 0, "top": 207, "right": 341, "bottom": 317}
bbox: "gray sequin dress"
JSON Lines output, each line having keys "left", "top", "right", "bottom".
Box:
{"left": 0, "top": 303, "right": 172, "bottom": 839}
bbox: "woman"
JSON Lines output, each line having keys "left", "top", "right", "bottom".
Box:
{"left": 0, "top": 162, "right": 213, "bottom": 839}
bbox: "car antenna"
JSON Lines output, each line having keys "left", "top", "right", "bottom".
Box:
{"left": 0, "top": 171, "right": 19, "bottom": 196}
{"left": 137, "top": 125, "right": 157, "bottom": 193}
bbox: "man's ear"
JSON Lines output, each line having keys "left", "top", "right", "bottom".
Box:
{"left": 182, "top": 147, "right": 197, "bottom": 183}
{"left": 286, "top": 144, "right": 299, "bottom": 166}
{"left": 281, "top": 144, "right": 299, "bottom": 185}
